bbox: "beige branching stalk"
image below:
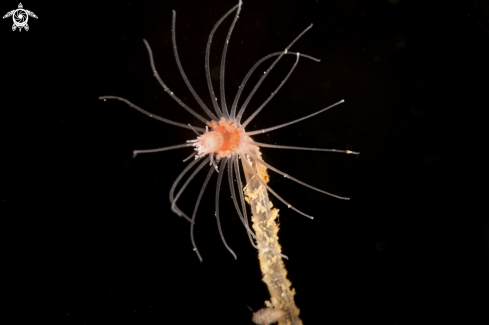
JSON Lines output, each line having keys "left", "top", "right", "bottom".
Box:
{"left": 242, "top": 146, "right": 302, "bottom": 325}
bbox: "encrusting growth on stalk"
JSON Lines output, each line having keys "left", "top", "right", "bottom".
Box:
{"left": 99, "top": 1, "right": 358, "bottom": 324}
{"left": 243, "top": 147, "right": 302, "bottom": 325}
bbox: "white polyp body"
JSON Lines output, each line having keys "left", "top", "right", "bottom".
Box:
{"left": 195, "top": 128, "right": 223, "bottom": 156}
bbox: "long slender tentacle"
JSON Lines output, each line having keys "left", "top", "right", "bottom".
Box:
{"left": 205, "top": 4, "right": 240, "bottom": 118}
{"left": 245, "top": 99, "right": 344, "bottom": 136}
{"left": 133, "top": 143, "right": 193, "bottom": 158}
{"left": 219, "top": 0, "right": 243, "bottom": 118}
{"left": 142, "top": 39, "right": 209, "bottom": 125}
{"left": 246, "top": 140, "right": 359, "bottom": 155}
{"left": 236, "top": 24, "right": 314, "bottom": 124}
{"left": 172, "top": 158, "right": 211, "bottom": 212}
{"left": 229, "top": 158, "right": 289, "bottom": 259}
{"left": 171, "top": 11, "right": 219, "bottom": 121}
{"left": 190, "top": 164, "right": 215, "bottom": 262}
{"left": 239, "top": 152, "right": 314, "bottom": 219}
{"left": 240, "top": 53, "right": 300, "bottom": 129}
{"left": 230, "top": 52, "right": 320, "bottom": 119}
{"left": 99, "top": 96, "right": 205, "bottom": 132}
{"left": 233, "top": 158, "right": 252, "bottom": 235}
{"left": 227, "top": 156, "right": 258, "bottom": 248}
{"left": 215, "top": 159, "right": 237, "bottom": 259}
{"left": 169, "top": 157, "right": 205, "bottom": 222}
{"left": 244, "top": 147, "right": 350, "bottom": 200}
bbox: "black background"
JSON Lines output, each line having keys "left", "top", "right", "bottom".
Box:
{"left": 2, "top": 0, "right": 488, "bottom": 324}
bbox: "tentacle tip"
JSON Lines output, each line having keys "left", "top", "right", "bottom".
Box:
{"left": 132, "top": 151, "right": 138, "bottom": 158}
{"left": 193, "top": 249, "right": 203, "bottom": 262}
{"left": 229, "top": 251, "right": 238, "bottom": 260}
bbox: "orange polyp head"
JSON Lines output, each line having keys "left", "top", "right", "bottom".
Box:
{"left": 195, "top": 118, "right": 242, "bottom": 158}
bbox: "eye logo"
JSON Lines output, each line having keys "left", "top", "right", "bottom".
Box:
{"left": 3, "top": 3, "right": 38, "bottom": 32}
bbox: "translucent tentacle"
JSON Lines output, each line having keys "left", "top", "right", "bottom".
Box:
{"left": 236, "top": 24, "right": 314, "bottom": 124}
{"left": 172, "top": 158, "right": 211, "bottom": 213}
{"left": 215, "top": 159, "right": 237, "bottom": 259}
{"left": 188, "top": 124, "right": 202, "bottom": 136}
{"left": 190, "top": 164, "right": 215, "bottom": 262}
{"left": 99, "top": 96, "right": 205, "bottom": 132}
{"left": 244, "top": 147, "right": 350, "bottom": 200}
{"left": 227, "top": 157, "right": 259, "bottom": 248}
{"left": 239, "top": 152, "right": 314, "bottom": 219}
{"left": 240, "top": 52, "right": 300, "bottom": 129}
{"left": 142, "top": 39, "right": 209, "bottom": 125}
{"left": 182, "top": 151, "right": 197, "bottom": 162}
{"left": 133, "top": 143, "right": 193, "bottom": 158}
{"left": 245, "top": 99, "right": 344, "bottom": 136}
{"left": 169, "top": 157, "right": 206, "bottom": 222}
{"left": 219, "top": 0, "right": 243, "bottom": 118}
{"left": 171, "top": 11, "right": 219, "bottom": 121}
{"left": 230, "top": 52, "right": 320, "bottom": 119}
{"left": 246, "top": 140, "right": 359, "bottom": 155}
{"left": 229, "top": 158, "right": 289, "bottom": 259}
{"left": 205, "top": 4, "right": 240, "bottom": 118}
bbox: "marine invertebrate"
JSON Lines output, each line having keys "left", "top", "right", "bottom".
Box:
{"left": 252, "top": 307, "right": 286, "bottom": 325}
{"left": 100, "top": 1, "right": 357, "bottom": 324}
